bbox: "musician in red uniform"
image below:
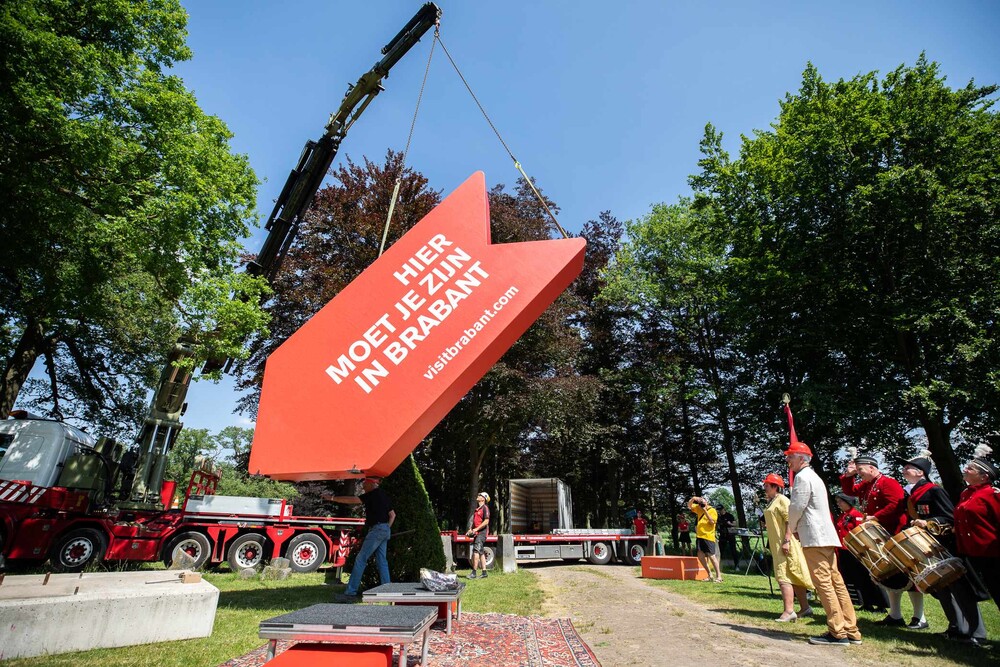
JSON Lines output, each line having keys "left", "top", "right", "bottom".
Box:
{"left": 833, "top": 492, "right": 888, "bottom": 612}
{"left": 841, "top": 454, "right": 925, "bottom": 629}
{"left": 900, "top": 451, "right": 985, "bottom": 643}
{"left": 954, "top": 445, "right": 1000, "bottom": 614}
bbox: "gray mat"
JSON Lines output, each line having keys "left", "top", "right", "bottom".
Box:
{"left": 260, "top": 603, "right": 436, "bottom": 631}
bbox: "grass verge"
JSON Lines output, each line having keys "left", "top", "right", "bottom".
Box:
{"left": 3, "top": 566, "right": 544, "bottom": 667}
{"left": 646, "top": 568, "right": 998, "bottom": 667}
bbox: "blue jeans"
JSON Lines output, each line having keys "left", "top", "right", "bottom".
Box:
{"left": 345, "top": 522, "right": 391, "bottom": 595}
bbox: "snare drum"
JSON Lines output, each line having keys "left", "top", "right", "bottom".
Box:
{"left": 884, "top": 526, "right": 966, "bottom": 595}
{"left": 843, "top": 521, "right": 906, "bottom": 584}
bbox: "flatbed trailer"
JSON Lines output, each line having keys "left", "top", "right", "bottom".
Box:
{"left": 446, "top": 528, "right": 652, "bottom": 569}
{"left": 444, "top": 478, "right": 653, "bottom": 568}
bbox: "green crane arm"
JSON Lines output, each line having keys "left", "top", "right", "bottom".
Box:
{"left": 125, "top": 3, "right": 442, "bottom": 509}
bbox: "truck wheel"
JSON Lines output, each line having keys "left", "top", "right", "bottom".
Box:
{"left": 481, "top": 545, "right": 496, "bottom": 570}
{"left": 164, "top": 531, "right": 212, "bottom": 570}
{"left": 587, "top": 541, "right": 612, "bottom": 565}
{"left": 286, "top": 533, "right": 327, "bottom": 573}
{"left": 228, "top": 533, "right": 268, "bottom": 570}
{"left": 51, "top": 528, "right": 107, "bottom": 572}
{"left": 622, "top": 541, "right": 646, "bottom": 565}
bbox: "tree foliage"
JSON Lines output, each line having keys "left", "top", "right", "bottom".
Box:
{"left": 0, "top": 0, "right": 268, "bottom": 435}
{"left": 349, "top": 455, "right": 445, "bottom": 587}
{"left": 165, "top": 426, "right": 298, "bottom": 503}
{"left": 692, "top": 55, "right": 1000, "bottom": 495}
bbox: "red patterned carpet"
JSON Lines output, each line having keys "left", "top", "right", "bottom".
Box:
{"left": 220, "top": 612, "right": 601, "bottom": 667}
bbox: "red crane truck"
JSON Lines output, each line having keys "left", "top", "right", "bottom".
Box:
{"left": 0, "top": 3, "right": 442, "bottom": 573}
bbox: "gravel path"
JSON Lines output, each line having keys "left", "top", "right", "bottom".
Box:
{"left": 529, "top": 563, "right": 877, "bottom": 667}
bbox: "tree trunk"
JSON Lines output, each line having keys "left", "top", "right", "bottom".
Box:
{"left": 466, "top": 438, "right": 488, "bottom": 524}
{"left": 919, "top": 412, "right": 962, "bottom": 500}
{"left": 1, "top": 318, "right": 46, "bottom": 419}
{"left": 681, "top": 394, "right": 702, "bottom": 495}
{"left": 892, "top": 329, "right": 963, "bottom": 499}
{"left": 717, "top": 399, "right": 747, "bottom": 528}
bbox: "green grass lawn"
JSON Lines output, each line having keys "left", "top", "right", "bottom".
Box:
{"left": 645, "top": 567, "right": 999, "bottom": 667}
{"left": 3, "top": 566, "right": 544, "bottom": 667}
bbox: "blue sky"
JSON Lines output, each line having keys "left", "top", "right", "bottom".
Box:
{"left": 170, "top": 0, "right": 1000, "bottom": 434}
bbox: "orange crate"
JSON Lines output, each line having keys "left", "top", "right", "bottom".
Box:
{"left": 640, "top": 555, "right": 709, "bottom": 580}
{"left": 264, "top": 643, "right": 393, "bottom": 666}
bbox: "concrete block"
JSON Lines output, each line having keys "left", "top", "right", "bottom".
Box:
{"left": 498, "top": 534, "right": 517, "bottom": 573}
{"left": 0, "top": 570, "right": 219, "bottom": 659}
{"left": 262, "top": 566, "right": 292, "bottom": 580}
{"left": 440, "top": 535, "right": 455, "bottom": 573}
{"left": 167, "top": 550, "right": 197, "bottom": 570}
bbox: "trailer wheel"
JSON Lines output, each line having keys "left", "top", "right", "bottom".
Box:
{"left": 587, "top": 541, "right": 612, "bottom": 565}
{"left": 286, "top": 533, "right": 327, "bottom": 573}
{"left": 481, "top": 545, "right": 496, "bottom": 570}
{"left": 164, "top": 531, "right": 211, "bottom": 570}
{"left": 622, "top": 541, "right": 646, "bottom": 566}
{"left": 51, "top": 528, "right": 106, "bottom": 572}
{"left": 228, "top": 533, "right": 268, "bottom": 570}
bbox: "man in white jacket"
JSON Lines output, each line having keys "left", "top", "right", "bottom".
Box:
{"left": 785, "top": 441, "right": 863, "bottom": 646}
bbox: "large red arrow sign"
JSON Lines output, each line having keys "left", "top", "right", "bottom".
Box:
{"left": 249, "top": 172, "right": 586, "bottom": 480}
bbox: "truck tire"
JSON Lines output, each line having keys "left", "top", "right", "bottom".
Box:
{"left": 51, "top": 528, "right": 107, "bottom": 572}
{"left": 164, "top": 531, "right": 212, "bottom": 570}
{"left": 621, "top": 541, "right": 646, "bottom": 566}
{"left": 286, "top": 533, "right": 327, "bottom": 573}
{"left": 481, "top": 545, "right": 496, "bottom": 570}
{"left": 228, "top": 533, "right": 268, "bottom": 570}
{"left": 587, "top": 541, "right": 612, "bottom": 565}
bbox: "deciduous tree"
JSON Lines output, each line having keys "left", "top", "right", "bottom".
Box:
{"left": 0, "top": 0, "right": 266, "bottom": 435}
{"left": 692, "top": 56, "right": 1000, "bottom": 496}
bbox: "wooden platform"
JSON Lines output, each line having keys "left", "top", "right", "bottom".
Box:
{"left": 640, "top": 555, "right": 709, "bottom": 580}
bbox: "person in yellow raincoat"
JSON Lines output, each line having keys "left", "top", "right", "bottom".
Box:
{"left": 763, "top": 473, "right": 815, "bottom": 621}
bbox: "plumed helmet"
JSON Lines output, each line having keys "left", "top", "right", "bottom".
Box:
{"left": 969, "top": 444, "right": 999, "bottom": 480}
{"left": 898, "top": 449, "right": 934, "bottom": 477}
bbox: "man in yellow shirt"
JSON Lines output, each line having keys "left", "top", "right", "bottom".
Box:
{"left": 689, "top": 496, "right": 722, "bottom": 582}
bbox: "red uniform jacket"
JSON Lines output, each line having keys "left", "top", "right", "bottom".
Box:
{"left": 834, "top": 507, "right": 864, "bottom": 548}
{"left": 840, "top": 473, "right": 906, "bottom": 534}
{"left": 954, "top": 483, "right": 1000, "bottom": 558}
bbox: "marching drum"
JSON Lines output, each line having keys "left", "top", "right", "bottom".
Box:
{"left": 884, "top": 526, "right": 966, "bottom": 595}
{"left": 843, "top": 521, "right": 907, "bottom": 584}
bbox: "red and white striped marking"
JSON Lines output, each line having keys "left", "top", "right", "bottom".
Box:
{"left": 0, "top": 480, "right": 46, "bottom": 504}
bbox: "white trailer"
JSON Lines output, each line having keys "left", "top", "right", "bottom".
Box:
{"left": 447, "top": 478, "right": 652, "bottom": 568}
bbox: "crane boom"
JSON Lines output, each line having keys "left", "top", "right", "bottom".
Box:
{"left": 124, "top": 3, "right": 442, "bottom": 508}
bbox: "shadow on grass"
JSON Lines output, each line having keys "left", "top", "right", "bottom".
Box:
{"left": 218, "top": 584, "right": 342, "bottom": 611}
{"left": 710, "top": 621, "right": 802, "bottom": 642}
{"left": 707, "top": 606, "right": 822, "bottom": 626}
{"left": 853, "top": 622, "right": 996, "bottom": 667}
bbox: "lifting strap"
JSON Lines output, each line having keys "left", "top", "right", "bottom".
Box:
{"left": 378, "top": 25, "right": 440, "bottom": 257}
{"left": 436, "top": 33, "right": 569, "bottom": 240}
{"left": 378, "top": 26, "right": 572, "bottom": 253}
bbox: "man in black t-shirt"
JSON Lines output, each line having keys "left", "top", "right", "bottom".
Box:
{"left": 338, "top": 477, "right": 395, "bottom": 600}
